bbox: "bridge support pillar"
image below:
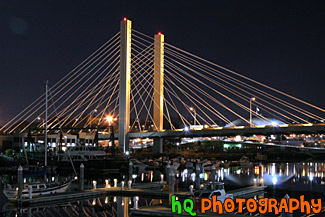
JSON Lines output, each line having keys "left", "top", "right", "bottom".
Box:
{"left": 119, "top": 18, "right": 132, "bottom": 153}
{"left": 153, "top": 33, "right": 164, "bottom": 131}
{"left": 153, "top": 137, "right": 163, "bottom": 154}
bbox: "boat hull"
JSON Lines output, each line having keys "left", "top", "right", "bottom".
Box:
{"left": 2, "top": 180, "right": 72, "bottom": 201}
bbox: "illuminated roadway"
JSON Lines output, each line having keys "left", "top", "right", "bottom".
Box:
{"left": 127, "top": 123, "right": 325, "bottom": 139}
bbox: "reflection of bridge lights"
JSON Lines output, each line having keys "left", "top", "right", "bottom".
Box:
{"left": 191, "top": 173, "right": 196, "bottom": 182}
{"left": 309, "top": 174, "right": 313, "bottom": 181}
{"left": 272, "top": 177, "right": 277, "bottom": 185}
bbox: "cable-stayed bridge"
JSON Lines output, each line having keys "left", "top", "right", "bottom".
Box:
{"left": 1, "top": 18, "right": 325, "bottom": 153}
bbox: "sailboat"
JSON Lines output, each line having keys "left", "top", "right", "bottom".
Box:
{"left": 2, "top": 81, "right": 74, "bottom": 201}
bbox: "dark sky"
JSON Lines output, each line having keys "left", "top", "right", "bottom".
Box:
{"left": 1, "top": 0, "right": 325, "bottom": 125}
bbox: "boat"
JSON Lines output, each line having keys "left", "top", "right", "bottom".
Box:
{"left": 59, "top": 146, "right": 106, "bottom": 162}
{"left": 3, "top": 179, "right": 73, "bottom": 201}
{"left": 132, "top": 159, "right": 148, "bottom": 174}
{"left": 2, "top": 82, "right": 73, "bottom": 201}
{"left": 193, "top": 182, "right": 233, "bottom": 210}
{"left": 57, "top": 145, "right": 127, "bottom": 173}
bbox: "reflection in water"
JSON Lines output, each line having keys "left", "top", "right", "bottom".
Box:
{"left": 1, "top": 162, "right": 325, "bottom": 216}
{"left": 2, "top": 196, "right": 135, "bottom": 217}
{"left": 178, "top": 161, "right": 325, "bottom": 193}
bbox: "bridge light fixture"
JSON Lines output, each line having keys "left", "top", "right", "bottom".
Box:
{"left": 271, "top": 121, "right": 277, "bottom": 126}
{"left": 184, "top": 126, "right": 189, "bottom": 131}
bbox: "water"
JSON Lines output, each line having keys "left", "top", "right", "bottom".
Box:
{"left": 1, "top": 161, "right": 325, "bottom": 216}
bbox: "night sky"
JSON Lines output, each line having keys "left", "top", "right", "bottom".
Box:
{"left": 1, "top": 0, "right": 325, "bottom": 125}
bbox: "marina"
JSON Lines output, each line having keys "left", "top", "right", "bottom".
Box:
{"left": 1, "top": 2, "right": 325, "bottom": 216}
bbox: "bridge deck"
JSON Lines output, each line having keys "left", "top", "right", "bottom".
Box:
{"left": 127, "top": 123, "right": 325, "bottom": 139}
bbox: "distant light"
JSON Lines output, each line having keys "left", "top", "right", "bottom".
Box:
{"left": 184, "top": 126, "right": 189, "bottom": 131}
{"left": 158, "top": 32, "right": 161, "bottom": 35}
{"left": 271, "top": 122, "right": 277, "bottom": 126}
{"left": 125, "top": 151, "right": 130, "bottom": 156}
{"left": 123, "top": 17, "right": 127, "bottom": 21}
{"left": 309, "top": 174, "right": 313, "bottom": 181}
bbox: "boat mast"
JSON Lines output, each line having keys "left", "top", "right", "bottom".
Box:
{"left": 45, "top": 80, "right": 48, "bottom": 167}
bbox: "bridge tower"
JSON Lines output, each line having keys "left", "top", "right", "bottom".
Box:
{"left": 119, "top": 18, "right": 132, "bottom": 153}
{"left": 153, "top": 32, "right": 165, "bottom": 153}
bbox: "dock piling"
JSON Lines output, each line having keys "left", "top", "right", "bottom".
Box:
{"left": 121, "top": 181, "right": 125, "bottom": 190}
{"left": 105, "top": 179, "right": 110, "bottom": 188}
{"left": 128, "top": 180, "right": 132, "bottom": 189}
{"left": 195, "top": 165, "right": 200, "bottom": 190}
{"left": 189, "top": 185, "right": 194, "bottom": 194}
{"left": 114, "top": 179, "right": 118, "bottom": 187}
{"left": 281, "top": 194, "right": 293, "bottom": 217}
{"left": 28, "top": 186, "right": 32, "bottom": 199}
{"left": 166, "top": 162, "right": 170, "bottom": 184}
{"left": 17, "top": 165, "right": 23, "bottom": 203}
{"left": 92, "top": 180, "right": 97, "bottom": 189}
{"left": 129, "top": 161, "right": 133, "bottom": 181}
{"left": 169, "top": 170, "right": 175, "bottom": 193}
{"left": 80, "top": 163, "right": 84, "bottom": 191}
{"left": 133, "top": 196, "right": 139, "bottom": 209}
{"left": 211, "top": 165, "right": 216, "bottom": 190}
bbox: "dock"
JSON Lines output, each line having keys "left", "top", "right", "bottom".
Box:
{"left": 18, "top": 183, "right": 266, "bottom": 206}
{"left": 19, "top": 182, "right": 166, "bottom": 205}
{"left": 130, "top": 205, "right": 247, "bottom": 217}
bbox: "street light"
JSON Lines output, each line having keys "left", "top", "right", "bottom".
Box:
{"left": 105, "top": 115, "right": 115, "bottom": 154}
{"left": 189, "top": 107, "right": 197, "bottom": 125}
{"left": 250, "top": 97, "right": 256, "bottom": 126}
{"left": 106, "top": 116, "right": 113, "bottom": 126}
